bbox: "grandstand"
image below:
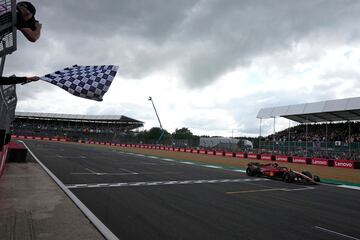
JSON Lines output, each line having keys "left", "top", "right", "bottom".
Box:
{"left": 256, "top": 97, "right": 360, "bottom": 160}
{"left": 12, "top": 112, "right": 144, "bottom": 143}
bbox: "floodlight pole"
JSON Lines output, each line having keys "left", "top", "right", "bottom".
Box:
{"left": 148, "top": 96, "right": 164, "bottom": 142}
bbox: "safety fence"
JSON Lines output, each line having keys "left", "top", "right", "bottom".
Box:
{"left": 12, "top": 135, "right": 360, "bottom": 170}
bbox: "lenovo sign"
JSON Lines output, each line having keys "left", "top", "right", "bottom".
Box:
{"left": 275, "top": 155, "right": 288, "bottom": 162}
{"left": 261, "top": 155, "right": 272, "bottom": 161}
{"left": 311, "top": 158, "right": 328, "bottom": 166}
{"left": 292, "top": 157, "right": 307, "bottom": 164}
{"left": 248, "top": 154, "right": 258, "bottom": 159}
{"left": 334, "top": 160, "right": 354, "bottom": 169}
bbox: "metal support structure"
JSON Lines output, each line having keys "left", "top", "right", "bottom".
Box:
{"left": 349, "top": 121, "right": 351, "bottom": 157}
{"left": 325, "top": 122, "right": 328, "bottom": 157}
{"left": 272, "top": 117, "right": 275, "bottom": 154}
{"left": 288, "top": 120, "right": 291, "bottom": 153}
{"left": 259, "top": 118, "right": 262, "bottom": 152}
{"left": 305, "top": 119, "right": 308, "bottom": 156}
{"left": 148, "top": 96, "right": 164, "bottom": 143}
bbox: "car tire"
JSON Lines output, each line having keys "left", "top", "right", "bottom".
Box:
{"left": 246, "top": 167, "right": 253, "bottom": 176}
{"left": 313, "top": 175, "right": 320, "bottom": 182}
{"left": 283, "top": 172, "right": 294, "bottom": 183}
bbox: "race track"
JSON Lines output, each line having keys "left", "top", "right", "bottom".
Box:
{"left": 23, "top": 140, "right": 360, "bottom": 240}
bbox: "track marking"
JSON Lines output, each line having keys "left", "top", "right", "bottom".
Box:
{"left": 72, "top": 167, "right": 139, "bottom": 176}
{"left": 337, "top": 185, "right": 360, "bottom": 191}
{"left": 19, "top": 141, "right": 119, "bottom": 240}
{"left": 226, "top": 186, "right": 314, "bottom": 194}
{"left": 66, "top": 178, "right": 269, "bottom": 189}
{"left": 314, "top": 226, "right": 360, "bottom": 240}
{"left": 56, "top": 155, "right": 86, "bottom": 159}
{"left": 226, "top": 188, "right": 285, "bottom": 194}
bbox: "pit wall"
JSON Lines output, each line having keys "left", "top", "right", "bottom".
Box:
{"left": 12, "top": 135, "right": 360, "bottom": 170}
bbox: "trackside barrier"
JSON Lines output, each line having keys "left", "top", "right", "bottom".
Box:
{"left": 334, "top": 160, "right": 354, "bottom": 169}
{"left": 311, "top": 158, "right": 328, "bottom": 166}
{"left": 247, "top": 153, "right": 258, "bottom": 159}
{"left": 275, "top": 155, "right": 288, "bottom": 162}
{"left": 215, "top": 151, "right": 224, "bottom": 156}
{"left": 199, "top": 149, "right": 206, "bottom": 154}
{"left": 225, "top": 152, "right": 234, "bottom": 157}
{"left": 10, "top": 136, "right": 360, "bottom": 169}
{"left": 260, "top": 154, "right": 272, "bottom": 161}
{"left": 292, "top": 156, "right": 307, "bottom": 164}
{"left": 235, "top": 152, "right": 245, "bottom": 158}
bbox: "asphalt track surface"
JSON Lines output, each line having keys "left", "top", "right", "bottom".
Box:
{"left": 24, "top": 140, "right": 360, "bottom": 240}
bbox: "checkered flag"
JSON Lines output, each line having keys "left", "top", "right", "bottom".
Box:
{"left": 41, "top": 65, "right": 119, "bottom": 101}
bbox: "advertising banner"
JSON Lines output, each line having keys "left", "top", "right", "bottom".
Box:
{"left": 292, "top": 157, "right": 307, "bottom": 164}
{"left": 311, "top": 158, "right": 328, "bottom": 166}
{"left": 334, "top": 160, "right": 354, "bottom": 169}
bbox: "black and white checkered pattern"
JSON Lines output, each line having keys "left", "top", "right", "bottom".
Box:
{"left": 41, "top": 65, "right": 118, "bottom": 101}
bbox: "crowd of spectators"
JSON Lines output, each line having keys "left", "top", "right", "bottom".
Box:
{"left": 263, "top": 121, "right": 360, "bottom": 143}
{"left": 257, "top": 121, "right": 360, "bottom": 161}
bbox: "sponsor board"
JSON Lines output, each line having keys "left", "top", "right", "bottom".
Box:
{"left": 43, "top": 137, "right": 50, "bottom": 141}
{"left": 186, "top": 149, "right": 192, "bottom": 153}
{"left": 199, "top": 150, "right": 206, "bottom": 154}
{"left": 292, "top": 157, "right": 307, "bottom": 164}
{"left": 311, "top": 158, "right": 328, "bottom": 166}
{"left": 236, "top": 153, "right": 244, "bottom": 158}
{"left": 275, "top": 155, "right": 288, "bottom": 162}
{"left": 215, "top": 151, "right": 223, "bottom": 156}
{"left": 225, "top": 152, "right": 233, "bottom": 157}
{"left": 334, "top": 160, "right": 354, "bottom": 169}
{"left": 261, "top": 155, "right": 272, "bottom": 161}
{"left": 247, "top": 154, "right": 258, "bottom": 159}
{"left": 34, "top": 137, "right": 42, "bottom": 140}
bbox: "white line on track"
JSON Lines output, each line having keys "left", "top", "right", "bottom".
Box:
{"left": 19, "top": 141, "right": 119, "bottom": 240}
{"left": 337, "top": 185, "right": 360, "bottom": 191}
{"left": 314, "top": 226, "right": 360, "bottom": 240}
{"left": 66, "top": 178, "right": 269, "bottom": 189}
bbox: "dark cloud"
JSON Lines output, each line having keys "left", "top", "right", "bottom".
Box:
{"left": 7, "top": 0, "right": 360, "bottom": 88}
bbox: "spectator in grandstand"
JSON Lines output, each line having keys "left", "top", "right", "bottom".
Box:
{"left": 16, "top": 1, "right": 42, "bottom": 42}
{"left": 0, "top": 75, "right": 39, "bottom": 85}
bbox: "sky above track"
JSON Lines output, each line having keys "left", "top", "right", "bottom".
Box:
{"left": 6, "top": 0, "right": 360, "bottom": 136}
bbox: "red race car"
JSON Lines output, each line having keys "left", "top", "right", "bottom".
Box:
{"left": 246, "top": 162, "right": 320, "bottom": 184}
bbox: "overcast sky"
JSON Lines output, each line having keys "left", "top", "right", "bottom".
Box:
{"left": 6, "top": 0, "right": 360, "bottom": 137}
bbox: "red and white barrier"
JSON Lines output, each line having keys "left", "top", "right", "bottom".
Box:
{"left": 199, "top": 149, "right": 206, "bottom": 154}
{"left": 311, "top": 158, "right": 328, "bottom": 166}
{"left": 260, "top": 154, "right": 272, "bottom": 161}
{"left": 275, "top": 155, "right": 288, "bottom": 162}
{"left": 334, "top": 160, "right": 354, "bottom": 169}
{"left": 292, "top": 156, "right": 307, "bottom": 164}
{"left": 215, "top": 151, "right": 223, "bottom": 156}
{"left": 235, "top": 152, "right": 244, "bottom": 158}
{"left": 247, "top": 153, "right": 257, "bottom": 159}
{"left": 225, "top": 152, "right": 233, "bottom": 157}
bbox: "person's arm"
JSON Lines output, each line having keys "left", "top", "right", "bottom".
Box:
{"left": 0, "top": 76, "right": 39, "bottom": 85}
{"left": 18, "top": 21, "right": 42, "bottom": 43}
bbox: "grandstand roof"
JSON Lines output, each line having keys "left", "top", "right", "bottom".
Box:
{"left": 256, "top": 97, "right": 360, "bottom": 123}
{"left": 15, "top": 112, "right": 144, "bottom": 124}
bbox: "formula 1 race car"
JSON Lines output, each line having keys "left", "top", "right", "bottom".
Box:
{"left": 246, "top": 162, "right": 320, "bottom": 184}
